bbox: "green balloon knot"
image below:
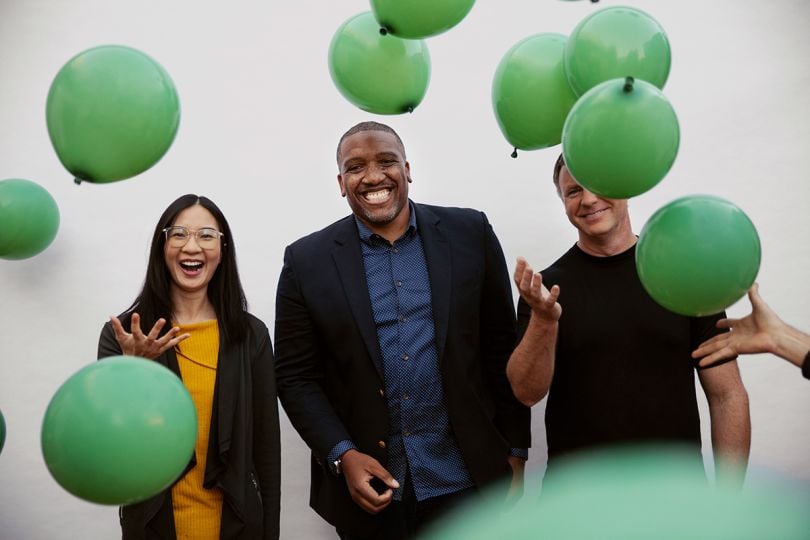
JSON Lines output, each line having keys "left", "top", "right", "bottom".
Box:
{"left": 379, "top": 27, "right": 389, "bottom": 36}
{"left": 590, "top": 0, "right": 600, "bottom": 3}
{"left": 404, "top": 105, "right": 414, "bottom": 114}
{"left": 511, "top": 148, "right": 518, "bottom": 159}
{"left": 623, "top": 76, "right": 635, "bottom": 93}
{"left": 74, "top": 177, "right": 83, "bottom": 185}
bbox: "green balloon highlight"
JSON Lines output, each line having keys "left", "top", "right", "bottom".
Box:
{"left": 370, "top": 0, "right": 476, "bottom": 39}
{"left": 562, "top": 77, "right": 679, "bottom": 198}
{"left": 46, "top": 45, "right": 180, "bottom": 184}
{"left": 492, "top": 33, "right": 578, "bottom": 153}
{"left": 329, "top": 12, "right": 430, "bottom": 115}
{"left": 565, "top": 6, "right": 671, "bottom": 97}
{"left": 0, "top": 409, "right": 6, "bottom": 455}
{"left": 637, "top": 195, "right": 761, "bottom": 317}
{"left": 425, "top": 446, "right": 810, "bottom": 540}
{"left": 0, "top": 178, "right": 60, "bottom": 260}
{"left": 41, "top": 356, "right": 197, "bottom": 505}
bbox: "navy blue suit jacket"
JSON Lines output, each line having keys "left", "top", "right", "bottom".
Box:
{"left": 274, "top": 203, "right": 530, "bottom": 536}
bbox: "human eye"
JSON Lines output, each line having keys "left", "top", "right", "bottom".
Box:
{"left": 168, "top": 227, "right": 188, "bottom": 238}
{"left": 198, "top": 228, "right": 219, "bottom": 241}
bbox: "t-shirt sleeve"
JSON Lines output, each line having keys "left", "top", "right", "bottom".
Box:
{"left": 691, "top": 310, "right": 736, "bottom": 370}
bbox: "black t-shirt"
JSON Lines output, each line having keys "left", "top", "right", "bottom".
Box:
{"left": 517, "top": 243, "right": 727, "bottom": 465}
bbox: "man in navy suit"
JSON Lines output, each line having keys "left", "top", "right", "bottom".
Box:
{"left": 274, "top": 122, "right": 530, "bottom": 539}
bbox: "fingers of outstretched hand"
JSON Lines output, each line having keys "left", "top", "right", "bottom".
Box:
{"left": 147, "top": 318, "right": 167, "bottom": 341}
{"left": 130, "top": 313, "right": 146, "bottom": 340}
{"left": 160, "top": 332, "right": 190, "bottom": 354}
{"left": 110, "top": 316, "right": 129, "bottom": 341}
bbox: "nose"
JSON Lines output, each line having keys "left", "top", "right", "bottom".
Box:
{"left": 580, "top": 188, "right": 599, "bottom": 205}
{"left": 365, "top": 162, "right": 386, "bottom": 183}
{"left": 182, "top": 235, "right": 203, "bottom": 253}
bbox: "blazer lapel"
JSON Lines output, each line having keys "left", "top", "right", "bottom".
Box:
{"left": 415, "top": 205, "right": 451, "bottom": 362}
{"left": 332, "top": 220, "right": 385, "bottom": 381}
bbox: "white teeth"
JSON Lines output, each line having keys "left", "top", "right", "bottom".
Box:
{"left": 364, "top": 189, "right": 391, "bottom": 202}
{"left": 180, "top": 261, "right": 203, "bottom": 269}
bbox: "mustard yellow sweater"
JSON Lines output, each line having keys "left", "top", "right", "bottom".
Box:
{"left": 172, "top": 319, "right": 222, "bottom": 539}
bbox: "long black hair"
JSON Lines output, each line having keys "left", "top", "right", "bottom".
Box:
{"left": 121, "top": 194, "right": 248, "bottom": 347}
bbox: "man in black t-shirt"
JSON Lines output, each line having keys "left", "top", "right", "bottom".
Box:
{"left": 506, "top": 155, "right": 751, "bottom": 486}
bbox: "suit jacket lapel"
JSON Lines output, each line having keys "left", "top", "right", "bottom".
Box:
{"left": 332, "top": 219, "right": 385, "bottom": 381}
{"left": 415, "top": 204, "right": 451, "bottom": 362}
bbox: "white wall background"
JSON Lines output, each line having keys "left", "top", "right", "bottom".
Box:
{"left": 1, "top": 1, "right": 809, "bottom": 538}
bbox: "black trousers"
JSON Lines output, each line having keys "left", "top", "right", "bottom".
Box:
{"left": 337, "top": 470, "right": 477, "bottom": 540}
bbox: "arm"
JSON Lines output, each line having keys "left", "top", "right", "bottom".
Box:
{"left": 697, "top": 360, "right": 750, "bottom": 490}
{"left": 506, "top": 257, "right": 561, "bottom": 407}
{"left": 693, "top": 284, "right": 810, "bottom": 370}
{"left": 252, "top": 324, "right": 281, "bottom": 540}
{"left": 273, "top": 246, "right": 396, "bottom": 514}
{"left": 478, "top": 215, "right": 531, "bottom": 449}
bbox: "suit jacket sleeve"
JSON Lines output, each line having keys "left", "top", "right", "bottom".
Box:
{"left": 251, "top": 322, "right": 281, "bottom": 540}
{"left": 480, "top": 213, "right": 531, "bottom": 449}
{"left": 274, "top": 245, "right": 353, "bottom": 464}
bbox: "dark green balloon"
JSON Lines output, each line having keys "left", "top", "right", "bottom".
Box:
{"left": 41, "top": 356, "right": 197, "bottom": 505}
{"left": 562, "top": 77, "right": 679, "bottom": 198}
{"left": 0, "top": 409, "right": 6, "bottom": 455}
{"left": 492, "top": 33, "right": 578, "bottom": 152}
{"left": 0, "top": 178, "right": 60, "bottom": 260}
{"left": 425, "top": 446, "right": 810, "bottom": 540}
{"left": 46, "top": 45, "right": 180, "bottom": 184}
{"left": 329, "top": 12, "right": 430, "bottom": 115}
{"left": 565, "top": 6, "right": 671, "bottom": 97}
{"left": 370, "top": 0, "right": 475, "bottom": 39}
{"left": 637, "top": 195, "right": 761, "bottom": 317}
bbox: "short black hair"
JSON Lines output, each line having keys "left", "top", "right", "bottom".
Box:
{"left": 336, "top": 121, "right": 406, "bottom": 165}
{"left": 120, "top": 194, "right": 248, "bottom": 347}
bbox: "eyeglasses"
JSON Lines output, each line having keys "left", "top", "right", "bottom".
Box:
{"left": 162, "top": 226, "right": 224, "bottom": 249}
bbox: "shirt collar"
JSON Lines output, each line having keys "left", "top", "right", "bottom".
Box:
{"left": 354, "top": 201, "right": 417, "bottom": 244}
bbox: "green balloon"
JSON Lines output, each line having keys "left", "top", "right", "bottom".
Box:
{"left": 492, "top": 33, "right": 578, "bottom": 153}
{"left": 46, "top": 45, "right": 180, "bottom": 184}
{"left": 370, "top": 0, "right": 476, "bottom": 39}
{"left": 425, "top": 446, "right": 810, "bottom": 540}
{"left": 637, "top": 195, "right": 761, "bottom": 317}
{"left": 0, "top": 178, "right": 60, "bottom": 260}
{"left": 565, "top": 6, "right": 671, "bottom": 97}
{"left": 41, "top": 356, "right": 197, "bottom": 505}
{"left": 562, "top": 77, "right": 679, "bottom": 198}
{"left": 0, "top": 409, "right": 6, "bottom": 455}
{"left": 329, "top": 12, "right": 431, "bottom": 115}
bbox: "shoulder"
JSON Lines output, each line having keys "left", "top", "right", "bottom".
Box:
{"left": 286, "top": 215, "right": 355, "bottom": 254}
{"left": 416, "top": 203, "right": 484, "bottom": 223}
{"left": 541, "top": 245, "right": 579, "bottom": 282}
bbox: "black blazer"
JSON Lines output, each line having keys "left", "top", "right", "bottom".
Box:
{"left": 98, "top": 313, "right": 280, "bottom": 539}
{"left": 274, "top": 203, "right": 530, "bottom": 537}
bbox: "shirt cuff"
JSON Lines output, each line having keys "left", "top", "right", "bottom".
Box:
{"left": 509, "top": 448, "right": 528, "bottom": 460}
{"left": 327, "top": 439, "right": 357, "bottom": 472}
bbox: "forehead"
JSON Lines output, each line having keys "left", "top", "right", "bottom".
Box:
{"left": 172, "top": 204, "right": 218, "bottom": 226}
{"left": 339, "top": 130, "right": 404, "bottom": 161}
{"left": 557, "top": 166, "right": 581, "bottom": 191}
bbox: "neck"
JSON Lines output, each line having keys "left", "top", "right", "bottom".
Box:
{"left": 577, "top": 227, "right": 637, "bottom": 257}
{"left": 362, "top": 204, "right": 411, "bottom": 243}
{"left": 170, "top": 286, "right": 216, "bottom": 324}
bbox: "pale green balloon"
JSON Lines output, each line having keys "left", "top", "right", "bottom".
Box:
{"left": 637, "top": 195, "right": 761, "bottom": 317}
{"left": 492, "top": 33, "right": 578, "bottom": 152}
{"left": 0, "top": 178, "right": 60, "bottom": 260}
{"left": 46, "top": 45, "right": 180, "bottom": 184}
{"left": 370, "top": 0, "right": 476, "bottom": 39}
{"left": 329, "top": 12, "right": 430, "bottom": 115}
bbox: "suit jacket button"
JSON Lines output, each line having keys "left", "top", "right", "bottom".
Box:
{"left": 379, "top": 388, "right": 385, "bottom": 397}
{"left": 378, "top": 440, "right": 386, "bottom": 449}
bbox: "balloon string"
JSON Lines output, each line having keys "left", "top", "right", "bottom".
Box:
{"left": 511, "top": 148, "right": 518, "bottom": 159}
{"left": 623, "top": 76, "right": 635, "bottom": 93}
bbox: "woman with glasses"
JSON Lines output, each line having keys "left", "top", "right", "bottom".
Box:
{"left": 97, "top": 194, "right": 280, "bottom": 539}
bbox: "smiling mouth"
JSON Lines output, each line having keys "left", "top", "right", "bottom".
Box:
{"left": 581, "top": 208, "right": 609, "bottom": 219}
{"left": 362, "top": 188, "right": 392, "bottom": 203}
{"left": 180, "top": 261, "right": 203, "bottom": 275}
